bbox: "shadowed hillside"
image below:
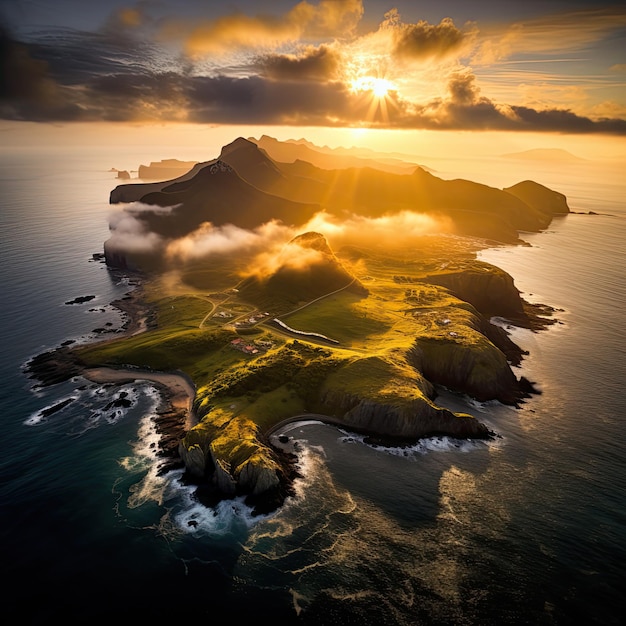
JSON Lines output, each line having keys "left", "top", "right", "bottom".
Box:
{"left": 137, "top": 160, "right": 320, "bottom": 235}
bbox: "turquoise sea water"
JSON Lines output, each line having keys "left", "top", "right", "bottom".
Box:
{"left": 1, "top": 145, "right": 625, "bottom": 624}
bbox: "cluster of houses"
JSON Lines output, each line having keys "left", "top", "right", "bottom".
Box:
{"left": 230, "top": 337, "right": 275, "bottom": 355}
{"left": 213, "top": 310, "right": 233, "bottom": 319}
{"left": 213, "top": 309, "right": 272, "bottom": 326}
{"left": 233, "top": 311, "right": 271, "bottom": 327}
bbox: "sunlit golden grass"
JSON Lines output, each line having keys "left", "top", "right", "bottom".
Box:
{"left": 77, "top": 289, "right": 233, "bottom": 375}
{"left": 280, "top": 247, "right": 476, "bottom": 357}
{"left": 321, "top": 353, "right": 434, "bottom": 405}
{"left": 282, "top": 290, "right": 391, "bottom": 344}
{"left": 77, "top": 326, "right": 229, "bottom": 374}
{"left": 235, "top": 385, "right": 306, "bottom": 431}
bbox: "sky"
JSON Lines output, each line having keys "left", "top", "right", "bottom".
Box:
{"left": 0, "top": 0, "right": 625, "bottom": 155}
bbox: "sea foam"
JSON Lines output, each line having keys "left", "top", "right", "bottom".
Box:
{"left": 338, "top": 430, "right": 489, "bottom": 457}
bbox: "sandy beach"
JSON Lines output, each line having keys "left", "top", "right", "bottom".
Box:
{"left": 81, "top": 366, "right": 197, "bottom": 429}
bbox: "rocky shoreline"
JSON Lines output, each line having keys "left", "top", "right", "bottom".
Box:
{"left": 24, "top": 282, "right": 304, "bottom": 512}
{"left": 24, "top": 284, "right": 195, "bottom": 476}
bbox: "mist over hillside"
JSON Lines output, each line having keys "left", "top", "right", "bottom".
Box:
{"left": 105, "top": 136, "right": 570, "bottom": 279}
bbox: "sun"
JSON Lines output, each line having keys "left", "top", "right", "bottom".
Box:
{"left": 349, "top": 74, "right": 398, "bottom": 124}
{"left": 372, "top": 77, "right": 392, "bottom": 98}
{"left": 351, "top": 76, "right": 395, "bottom": 99}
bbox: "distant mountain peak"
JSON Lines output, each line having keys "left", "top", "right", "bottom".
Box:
{"left": 218, "top": 135, "right": 286, "bottom": 187}
{"left": 501, "top": 148, "right": 585, "bottom": 162}
{"left": 220, "top": 136, "right": 258, "bottom": 156}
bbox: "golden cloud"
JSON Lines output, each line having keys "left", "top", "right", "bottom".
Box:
{"left": 164, "top": 0, "right": 364, "bottom": 57}
{"left": 381, "top": 9, "right": 475, "bottom": 62}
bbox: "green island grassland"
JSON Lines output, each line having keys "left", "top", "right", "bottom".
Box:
{"left": 62, "top": 230, "right": 556, "bottom": 515}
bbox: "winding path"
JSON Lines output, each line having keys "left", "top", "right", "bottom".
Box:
{"left": 281, "top": 277, "right": 357, "bottom": 319}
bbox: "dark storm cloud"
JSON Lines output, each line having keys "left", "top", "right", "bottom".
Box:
{"left": 256, "top": 45, "right": 341, "bottom": 81}
{"left": 421, "top": 101, "right": 626, "bottom": 134}
{"left": 398, "top": 71, "right": 626, "bottom": 134}
{"left": 381, "top": 10, "right": 472, "bottom": 61}
{"left": 0, "top": 24, "right": 47, "bottom": 98}
{"left": 186, "top": 74, "right": 355, "bottom": 125}
{"left": 0, "top": 24, "right": 86, "bottom": 120}
{"left": 447, "top": 70, "right": 480, "bottom": 105}
{"left": 27, "top": 28, "right": 169, "bottom": 85}
{"left": 0, "top": 21, "right": 187, "bottom": 121}
{"left": 509, "top": 106, "right": 626, "bottom": 134}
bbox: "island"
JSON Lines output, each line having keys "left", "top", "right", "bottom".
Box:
{"left": 138, "top": 158, "right": 199, "bottom": 180}
{"left": 26, "top": 136, "right": 569, "bottom": 515}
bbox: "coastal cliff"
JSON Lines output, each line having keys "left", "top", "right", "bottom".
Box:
{"left": 408, "top": 335, "right": 526, "bottom": 405}
{"left": 317, "top": 355, "right": 491, "bottom": 441}
{"left": 176, "top": 347, "right": 495, "bottom": 514}
{"left": 409, "top": 260, "right": 526, "bottom": 319}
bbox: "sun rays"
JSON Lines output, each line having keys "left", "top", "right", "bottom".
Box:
{"left": 350, "top": 76, "right": 398, "bottom": 125}
{"left": 352, "top": 76, "right": 395, "bottom": 98}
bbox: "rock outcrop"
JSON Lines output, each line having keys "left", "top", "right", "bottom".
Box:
{"left": 25, "top": 346, "right": 85, "bottom": 387}
{"left": 408, "top": 335, "right": 524, "bottom": 404}
{"left": 178, "top": 409, "right": 297, "bottom": 514}
{"left": 409, "top": 260, "right": 557, "bottom": 331}
{"left": 320, "top": 390, "right": 491, "bottom": 441}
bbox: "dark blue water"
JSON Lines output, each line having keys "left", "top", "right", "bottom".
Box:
{"left": 2, "top": 146, "right": 625, "bottom": 624}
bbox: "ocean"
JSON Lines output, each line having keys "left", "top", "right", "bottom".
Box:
{"left": 2, "top": 143, "right": 625, "bottom": 624}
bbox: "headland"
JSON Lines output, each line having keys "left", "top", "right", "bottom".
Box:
{"left": 25, "top": 136, "right": 568, "bottom": 515}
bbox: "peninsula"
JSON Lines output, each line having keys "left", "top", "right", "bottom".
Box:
{"left": 26, "top": 137, "right": 569, "bottom": 515}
